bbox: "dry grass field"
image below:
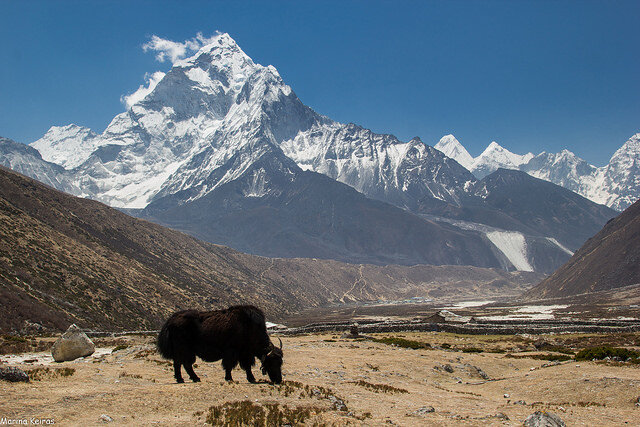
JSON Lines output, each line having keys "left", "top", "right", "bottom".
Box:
{"left": 2, "top": 332, "right": 640, "bottom": 426}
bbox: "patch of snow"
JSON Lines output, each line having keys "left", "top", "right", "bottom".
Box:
{"left": 485, "top": 231, "right": 533, "bottom": 272}
{"left": 514, "top": 305, "right": 569, "bottom": 314}
{"left": 546, "top": 238, "right": 574, "bottom": 256}
{"left": 443, "top": 300, "right": 495, "bottom": 309}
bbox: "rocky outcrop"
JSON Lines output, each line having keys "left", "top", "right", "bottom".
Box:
{"left": 51, "top": 324, "right": 95, "bottom": 362}
{"left": 0, "top": 366, "right": 29, "bottom": 382}
{"left": 524, "top": 411, "right": 566, "bottom": 427}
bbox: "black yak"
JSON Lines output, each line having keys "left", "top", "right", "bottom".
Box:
{"left": 157, "top": 305, "right": 283, "bottom": 384}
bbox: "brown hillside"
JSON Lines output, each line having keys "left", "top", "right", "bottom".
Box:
{"left": 0, "top": 166, "right": 541, "bottom": 333}
{"left": 523, "top": 199, "right": 640, "bottom": 300}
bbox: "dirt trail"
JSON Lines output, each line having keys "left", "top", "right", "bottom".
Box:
{"left": 1, "top": 333, "right": 640, "bottom": 425}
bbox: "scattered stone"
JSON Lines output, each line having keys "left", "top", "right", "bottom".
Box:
{"left": 0, "top": 366, "right": 29, "bottom": 382}
{"left": 463, "top": 363, "right": 489, "bottom": 380}
{"left": 99, "top": 414, "right": 113, "bottom": 423}
{"left": 411, "top": 406, "right": 435, "bottom": 416}
{"left": 533, "top": 339, "right": 548, "bottom": 350}
{"left": 51, "top": 324, "right": 95, "bottom": 362}
{"left": 524, "top": 411, "right": 566, "bottom": 427}
{"left": 513, "top": 400, "right": 527, "bottom": 405}
{"left": 503, "top": 393, "right": 510, "bottom": 398}
{"left": 635, "top": 397, "right": 640, "bottom": 407}
{"left": 21, "top": 320, "right": 45, "bottom": 334}
{"left": 495, "top": 412, "right": 509, "bottom": 420}
{"left": 328, "top": 395, "right": 347, "bottom": 412}
{"left": 443, "top": 364, "right": 454, "bottom": 373}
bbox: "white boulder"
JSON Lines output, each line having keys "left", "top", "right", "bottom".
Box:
{"left": 51, "top": 324, "right": 95, "bottom": 362}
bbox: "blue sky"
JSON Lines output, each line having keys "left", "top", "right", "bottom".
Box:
{"left": 0, "top": 0, "right": 638, "bottom": 166}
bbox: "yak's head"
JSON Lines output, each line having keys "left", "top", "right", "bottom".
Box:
{"left": 260, "top": 338, "right": 283, "bottom": 384}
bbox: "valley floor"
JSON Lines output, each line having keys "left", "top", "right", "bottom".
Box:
{"left": 1, "top": 332, "right": 640, "bottom": 426}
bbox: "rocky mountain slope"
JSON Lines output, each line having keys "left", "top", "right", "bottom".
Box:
{"left": 0, "top": 167, "right": 542, "bottom": 333}
{"left": 141, "top": 144, "right": 509, "bottom": 268}
{"left": 523, "top": 198, "right": 640, "bottom": 300}
{"left": 436, "top": 133, "right": 640, "bottom": 211}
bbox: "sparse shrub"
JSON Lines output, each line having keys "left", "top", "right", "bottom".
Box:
{"left": 506, "top": 353, "right": 573, "bottom": 362}
{"left": 575, "top": 346, "right": 640, "bottom": 362}
{"left": 373, "top": 336, "right": 431, "bottom": 350}
{"left": 3, "top": 335, "right": 27, "bottom": 343}
{"left": 351, "top": 380, "right": 408, "bottom": 394}
{"left": 119, "top": 372, "right": 142, "bottom": 379}
{"left": 205, "top": 400, "right": 325, "bottom": 426}
{"left": 366, "top": 363, "right": 380, "bottom": 371}
{"left": 112, "top": 344, "right": 128, "bottom": 352}
{"left": 28, "top": 367, "right": 75, "bottom": 381}
{"left": 133, "top": 348, "right": 155, "bottom": 359}
{"left": 461, "top": 347, "right": 483, "bottom": 353}
{"left": 440, "top": 343, "right": 451, "bottom": 349}
{"left": 274, "top": 380, "right": 348, "bottom": 412}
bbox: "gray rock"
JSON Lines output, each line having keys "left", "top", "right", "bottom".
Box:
{"left": 51, "top": 324, "right": 95, "bottom": 362}
{"left": 414, "top": 406, "right": 435, "bottom": 415}
{"left": 99, "top": 414, "right": 113, "bottom": 423}
{"left": 0, "top": 366, "right": 29, "bottom": 382}
{"left": 524, "top": 411, "right": 566, "bottom": 427}
{"left": 329, "top": 395, "right": 348, "bottom": 412}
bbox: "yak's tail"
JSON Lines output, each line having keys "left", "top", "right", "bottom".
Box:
{"left": 157, "top": 321, "right": 173, "bottom": 360}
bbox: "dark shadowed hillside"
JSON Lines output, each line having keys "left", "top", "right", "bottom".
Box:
{"left": 523, "top": 199, "right": 640, "bottom": 300}
{"left": 0, "top": 167, "right": 543, "bottom": 333}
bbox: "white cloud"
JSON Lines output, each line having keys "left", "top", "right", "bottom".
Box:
{"left": 142, "top": 32, "right": 221, "bottom": 64}
{"left": 120, "top": 71, "right": 166, "bottom": 109}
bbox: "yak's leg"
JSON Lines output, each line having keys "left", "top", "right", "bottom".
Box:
{"left": 173, "top": 359, "right": 184, "bottom": 383}
{"left": 239, "top": 355, "right": 256, "bottom": 383}
{"left": 183, "top": 354, "right": 200, "bottom": 383}
{"left": 222, "top": 354, "right": 238, "bottom": 382}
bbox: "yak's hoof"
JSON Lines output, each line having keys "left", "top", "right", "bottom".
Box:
{"left": 176, "top": 378, "right": 185, "bottom": 384}
{"left": 191, "top": 377, "right": 201, "bottom": 383}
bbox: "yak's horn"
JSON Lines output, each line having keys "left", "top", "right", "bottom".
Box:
{"left": 278, "top": 337, "right": 283, "bottom": 349}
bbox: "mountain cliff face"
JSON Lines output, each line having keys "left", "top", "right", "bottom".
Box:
{"left": 0, "top": 137, "right": 80, "bottom": 196}
{"left": 142, "top": 145, "right": 508, "bottom": 268}
{"left": 523, "top": 199, "right": 640, "bottom": 300}
{"left": 0, "top": 33, "right": 618, "bottom": 272}
{"left": 437, "top": 134, "right": 640, "bottom": 211}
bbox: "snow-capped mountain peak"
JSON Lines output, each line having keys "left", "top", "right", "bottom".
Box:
{"left": 10, "top": 33, "right": 639, "bottom": 214}
{"left": 434, "top": 134, "right": 474, "bottom": 170}
{"left": 598, "top": 133, "right": 640, "bottom": 210}
{"left": 471, "top": 141, "right": 533, "bottom": 178}
{"left": 30, "top": 124, "right": 99, "bottom": 169}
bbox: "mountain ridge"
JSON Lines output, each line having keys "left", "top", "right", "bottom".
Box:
{"left": 523, "top": 198, "right": 640, "bottom": 300}
{"left": 0, "top": 33, "right": 617, "bottom": 272}
{"left": 436, "top": 133, "right": 640, "bottom": 211}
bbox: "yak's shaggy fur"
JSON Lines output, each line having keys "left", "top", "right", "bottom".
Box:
{"left": 157, "top": 305, "right": 283, "bottom": 383}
